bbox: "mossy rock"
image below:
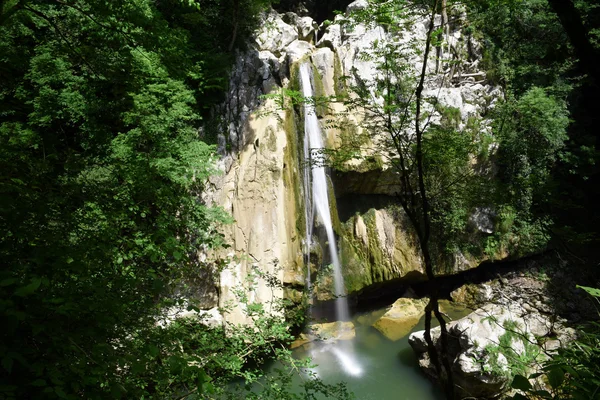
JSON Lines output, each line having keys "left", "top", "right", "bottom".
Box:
{"left": 372, "top": 298, "right": 428, "bottom": 341}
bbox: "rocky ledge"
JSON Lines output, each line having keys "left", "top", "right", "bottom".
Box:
{"left": 409, "top": 264, "right": 579, "bottom": 399}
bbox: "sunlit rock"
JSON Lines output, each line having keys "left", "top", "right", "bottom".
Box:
{"left": 311, "top": 47, "right": 336, "bottom": 96}
{"left": 409, "top": 301, "right": 573, "bottom": 399}
{"left": 255, "top": 12, "right": 298, "bottom": 55}
{"left": 285, "top": 39, "right": 315, "bottom": 64}
{"left": 373, "top": 298, "right": 428, "bottom": 341}
{"left": 297, "top": 16, "right": 317, "bottom": 41}
{"left": 309, "top": 321, "right": 356, "bottom": 341}
{"left": 346, "top": 0, "right": 369, "bottom": 14}
{"left": 317, "top": 24, "right": 342, "bottom": 51}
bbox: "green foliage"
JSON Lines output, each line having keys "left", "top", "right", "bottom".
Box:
{"left": 0, "top": 0, "right": 278, "bottom": 398}
{"left": 481, "top": 319, "right": 543, "bottom": 382}
{"left": 481, "top": 86, "right": 569, "bottom": 256}
{"left": 497, "top": 87, "right": 569, "bottom": 197}
{"left": 468, "top": 0, "right": 572, "bottom": 93}
{"left": 467, "top": 0, "right": 600, "bottom": 252}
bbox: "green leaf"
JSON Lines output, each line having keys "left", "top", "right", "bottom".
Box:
{"left": 511, "top": 374, "right": 532, "bottom": 391}
{"left": 0, "top": 278, "right": 18, "bottom": 287}
{"left": 173, "top": 250, "right": 182, "bottom": 261}
{"left": 14, "top": 278, "right": 42, "bottom": 297}
{"left": 2, "top": 357, "right": 13, "bottom": 373}
{"left": 147, "top": 344, "right": 160, "bottom": 358}
{"left": 547, "top": 366, "right": 565, "bottom": 389}
{"left": 576, "top": 285, "right": 600, "bottom": 298}
{"left": 54, "top": 387, "right": 67, "bottom": 398}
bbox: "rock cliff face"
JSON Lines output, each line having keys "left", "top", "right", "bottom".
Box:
{"left": 203, "top": 1, "right": 503, "bottom": 324}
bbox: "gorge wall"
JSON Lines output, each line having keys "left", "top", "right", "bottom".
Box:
{"left": 202, "top": 1, "right": 504, "bottom": 324}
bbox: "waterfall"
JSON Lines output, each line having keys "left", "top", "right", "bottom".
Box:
{"left": 299, "top": 63, "right": 362, "bottom": 377}
{"left": 299, "top": 63, "right": 349, "bottom": 322}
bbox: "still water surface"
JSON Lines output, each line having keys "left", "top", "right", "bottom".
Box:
{"left": 272, "top": 301, "right": 469, "bottom": 400}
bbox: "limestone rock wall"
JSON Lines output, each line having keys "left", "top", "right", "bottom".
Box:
{"left": 203, "top": 1, "right": 503, "bottom": 323}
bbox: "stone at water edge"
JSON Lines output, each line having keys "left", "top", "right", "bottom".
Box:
{"left": 355, "top": 308, "right": 387, "bottom": 327}
{"left": 289, "top": 322, "right": 355, "bottom": 350}
{"left": 309, "top": 321, "right": 356, "bottom": 341}
{"left": 408, "top": 302, "right": 572, "bottom": 399}
{"left": 290, "top": 333, "right": 312, "bottom": 349}
{"left": 372, "top": 298, "right": 428, "bottom": 341}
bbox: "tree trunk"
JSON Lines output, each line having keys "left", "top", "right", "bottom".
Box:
{"left": 415, "top": 2, "right": 455, "bottom": 398}
{"left": 547, "top": 0, "right": 600, "bottom": 86}
{"left": 435, "top": 0, "right": 448, "bottom": 74}
{"left": 228, "top": 0, "right": 240, "bottom": 52}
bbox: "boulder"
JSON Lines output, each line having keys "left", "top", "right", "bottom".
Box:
{"left": 451, "top": 283, "right": 494, "bottom": 307}
{"left": 159, "top": 306, "right": 223, "bottom": 329}
{"left": 297, "top": 16, "right": 317, "bottom": 41}
{"left": 255, "top": 13, "right": 298, "bottom": 55}
{"left": 317, "top": 24, "right": 342, "bottom": 50}
{"left": 311, "top": 47, "right": 336, "bottom": 96}
{"left": 285, "top": 39, "right": 315, "bottom": 64}
{"left": 373, "top": 298, "right": 427, "bottom": 341}
{"left": 309, "top": 321, "right": 356, "bottom": 341}
{"left": 198, "top": 307, "right": 224, "bottom": 328}
{"left": 291, "top": 332, "right": 312, "bottom": 349}
{"left": 346, "top": 0, "right": 369, "bottom": 14}
{"left": 409, "top": 302, "right": 569, "bottom": 399}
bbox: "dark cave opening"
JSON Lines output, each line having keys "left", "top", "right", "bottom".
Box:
{"left": 273, "top": 0, "right": 355, "bottom": 24}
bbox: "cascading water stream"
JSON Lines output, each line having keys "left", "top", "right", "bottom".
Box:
{"left": 300, "top": 62, "right": 349, "bottom": 322}
{"left": 299, "top": 63, "right": 362, "bottom": 377}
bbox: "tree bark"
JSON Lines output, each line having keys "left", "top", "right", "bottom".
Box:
{"left": 228, "top": 0, "right": 240, "bottom": 52}
{"left": 547, "top": 0, "right": 600, "bottom": 85}
{"left": 415, "top": 2, "right": 455, "bottom": 398}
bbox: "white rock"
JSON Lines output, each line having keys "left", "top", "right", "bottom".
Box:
{"left": 346, "top": 0, "right": 369, "bottom": 14}
{"left": 255, "top": 14, "right": 298, "bottom": 55}
{"left": 354, "top": 215, "right": 368, "bottom": 246}
{"left": 285, "top": 39, "right": 315, "bottom": 64}
{"left": 311, "top": 47, "right": 336, "bottom": 96}
{"left": 317, "top": 24, "right": 342, "bottom": 50}
{"left": 297, "top": 16, "right": 316, "bottom": 41}
{"left": 339, "top": 26, "right": 386, "bottom": 87}
{"left": 409, "top": 302, "right": 555, "bottom": 398}
{"left": 198, "top": 307, "right": 224, "bottom": 328}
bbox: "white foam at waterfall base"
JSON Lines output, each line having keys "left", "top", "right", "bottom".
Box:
{"left": 304, "top": 340, "right": 365, "bottom": 379}
{"left": 299, "top": 62, "right": 362, "bottom": 376}
{"left": 331, "top": 346, "right": 364, "bottom": 377}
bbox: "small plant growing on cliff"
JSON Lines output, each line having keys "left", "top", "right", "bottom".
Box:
{"left": 483, "top": 319, "right": 543, "bottom": 382}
